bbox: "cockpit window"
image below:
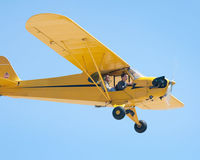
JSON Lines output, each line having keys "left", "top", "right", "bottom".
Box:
{"left": 88, "top": 68, "right": 143, "bottom": 84}
{"left": 88, "top": 72, "right": 99, "bottom": 83}
{"left": 128, "top": 69, "right": 143, "bottom": 80}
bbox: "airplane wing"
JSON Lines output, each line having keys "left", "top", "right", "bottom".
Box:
{"left": 135, "top": 95, "right": 184, "bottom": 110}
{"left": 26, "top": 13, "right": 130, "bottom": 74}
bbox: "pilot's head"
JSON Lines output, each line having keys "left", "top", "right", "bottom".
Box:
{"left": 104, "top": 75, "right": 111, "bottom": 82}
{"left": 121, "top": 73, "right": 128, "bottom": 82}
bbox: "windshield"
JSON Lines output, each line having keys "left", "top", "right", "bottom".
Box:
{"left": 128, "top": 68, "right": 143, "bottom": 80}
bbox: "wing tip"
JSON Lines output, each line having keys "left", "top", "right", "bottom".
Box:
{"left": 25, "top": 13, "right": 74, "bottom": 30}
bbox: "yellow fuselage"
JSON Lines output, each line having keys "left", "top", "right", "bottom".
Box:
{"left": 0, "top": 73, "right": 168, "bottom": 107}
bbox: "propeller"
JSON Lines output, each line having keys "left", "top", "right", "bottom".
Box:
{"left": 165, "top": 80, "right": 175, "bottom": 105}
{"left": 158, "top": 55, "right": 179, "bottom": 105}
{"left": 164, "top": 57, "right": 178, "bottom": 105}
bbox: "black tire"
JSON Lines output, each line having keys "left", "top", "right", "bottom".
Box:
{"left": 112, "top": 107, "right": 126, "bottom": 120}
{"left": 134, "top": 120, "right": 147, "bottom": 133}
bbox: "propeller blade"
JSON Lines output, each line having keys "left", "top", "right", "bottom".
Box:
{"left": 165, "top": 81, "right": 175, "bottom": 105}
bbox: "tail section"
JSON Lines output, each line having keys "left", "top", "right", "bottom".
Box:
{"left": 0, "top": 56, "right": 20, "bottom": 87}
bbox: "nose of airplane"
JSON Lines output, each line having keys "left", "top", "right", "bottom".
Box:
{"left": 171, "top": 80, "right": 176, "bottom": 85}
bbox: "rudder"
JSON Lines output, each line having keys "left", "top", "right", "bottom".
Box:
{"left": 0, "top": 56, "right": 20, "bottom": 81}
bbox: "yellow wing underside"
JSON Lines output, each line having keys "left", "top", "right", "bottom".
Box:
{"left": 135, "top": 95, "right": 184, "bottom": 110}
{"left": 26, "top": 13, "right": 130, "bottom": 74}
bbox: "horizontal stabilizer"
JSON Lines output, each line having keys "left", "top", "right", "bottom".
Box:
{"left": 136, "top": 95, "right": 184, "bottom": 110}
{"left": 0, "top": 77, "right": 18, "bottom": 87}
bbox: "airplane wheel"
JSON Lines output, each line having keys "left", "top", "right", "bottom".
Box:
{"left": 134, "top": 120, "right": 147, "bottom": 133}
{"left": 112, "top": 107, "right": 126, "bottom": 120}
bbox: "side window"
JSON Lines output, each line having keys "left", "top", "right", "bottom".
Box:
{"left": 114, "top": 75, "right": 132, "bottom": 88}
{"left": 108, "top": 75, "right": 114, "bottom": 88}
{"left": 88, "top": 72, "right": 132, "bottom": 91}
{"left": 114, "top": 76, "right": 121, "bottom": 87}
{"left": 88, "top": 72, "right": 99, "bottom": 83}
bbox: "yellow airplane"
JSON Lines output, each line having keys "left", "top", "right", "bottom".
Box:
{"left": 0, "top": 13, "right": 184, "bottom": 133}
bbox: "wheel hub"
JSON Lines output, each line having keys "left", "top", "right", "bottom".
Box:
{"left": 116, "top": 110, "right": 121, "bottom": 115}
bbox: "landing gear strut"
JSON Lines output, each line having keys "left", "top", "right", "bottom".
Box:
{"left": 112, "top": 106, "right": 147, "bottom": 133}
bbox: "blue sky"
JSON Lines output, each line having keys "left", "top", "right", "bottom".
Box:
{"left": 0, "top": 0, "right": 199, "bottom": 160}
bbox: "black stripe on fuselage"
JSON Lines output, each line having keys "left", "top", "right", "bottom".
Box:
{"left": 21, "top": 84, "right": 145, "bottom": 89}
{"left": 132, "top": 86, "right": 144, "bottom": 89}
{"left": 21, "top": 84, "right": 101, "bottom": 88}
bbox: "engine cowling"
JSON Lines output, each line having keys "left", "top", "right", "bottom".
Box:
{"left": 152, "top": 76, "right": 167, "bottom": 88}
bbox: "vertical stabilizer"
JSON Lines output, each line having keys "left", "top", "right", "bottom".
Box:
{"left": 0, "top": 56, "right": 20, "bottom": 81}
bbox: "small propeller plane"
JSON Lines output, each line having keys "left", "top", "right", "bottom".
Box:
{"left": 0, "top": 13, "right": 184, "bottom": 133}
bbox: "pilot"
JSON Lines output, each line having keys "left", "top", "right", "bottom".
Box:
{"left": 101, "top": 75, "right": 115, "bottom": 92}
{"left": 116, "top": 73, "right": 132, "bottom": 91}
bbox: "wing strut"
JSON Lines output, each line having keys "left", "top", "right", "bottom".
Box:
{"left": 83, "top": 39, "right": 111, "bottom": 102}
{"left": 61, "top": 41, "right": 110, "bottom": 102}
